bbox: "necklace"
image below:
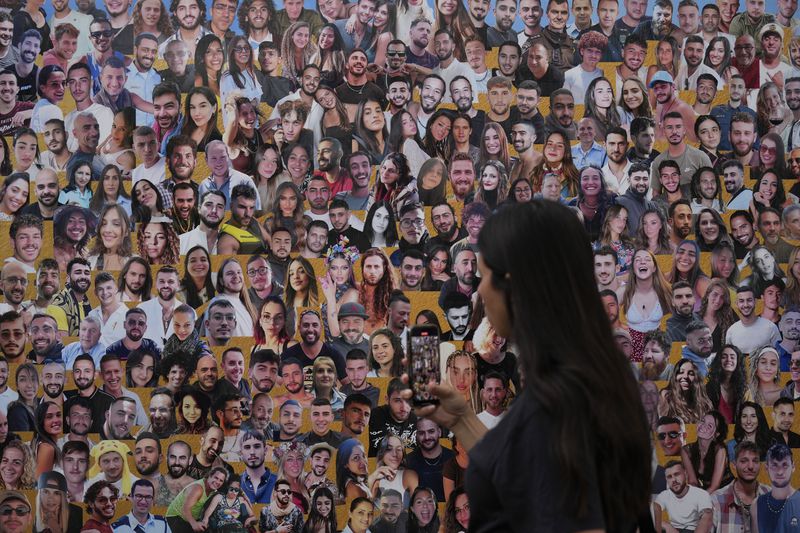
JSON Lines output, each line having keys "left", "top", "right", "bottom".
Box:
{"left": 423, "top": 455, "right": 441, "bottom": 466}
{"left": 345, "top": 81, "right": 365, "bottom": 95}
{"left": 766, "top": 493, "right": 788, "bottom": 514}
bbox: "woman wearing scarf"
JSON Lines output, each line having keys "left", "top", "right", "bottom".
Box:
{"left": 162, "top": 304, "right": 212, "bottom": 363}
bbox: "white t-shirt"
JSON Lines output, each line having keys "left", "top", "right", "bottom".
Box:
{"left": 656, "top": 485, "right": 712, "bottom": 530}
{"left": 562, "top": 66, "right": 603, "bottom": 105}
{"left": 433, "top": 60, "right": 478, "bottom": 104}
{"left": 131, "top": 157, "right": 166, "bottom": 185}
{"left": 725, "top": 317, "right": 781, "bottom": 355}
{"left": 476, "top": 410, "right": 506, "bottom": 430}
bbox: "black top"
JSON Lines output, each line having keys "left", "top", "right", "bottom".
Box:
{"left": 12, "top": 9, "right": 51, "bottom": 50}
{"left": 467, "top": 389, "right": 611, "bottom": 532}
{"left": 367, "top": 404, "right": 418, "bottom": 457}
{"left": 281, "top": 342, "right": 347, "bottom": 381}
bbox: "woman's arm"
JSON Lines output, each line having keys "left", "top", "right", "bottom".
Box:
{"left": 200, "top": 494, "right": 222, "bottom": 523}
{"left": 35, "top": 442, "right": 55, "bottom": 478}
{"left": 183, "top": 484, "right": 206, "bottom": 531}
{"left": 442, "top": 477, "right": 455, "bottom": 503}
{"left": 706, "top": 446, "right": 728, "bottom": 493}
{"left": 373, "top": 32, "right": 391, "bottom": 69}
{"left": 403, "top": 468, "right": 419, "bottom": 494}
{"left": 681, "top": 446, "right": 700, "bottom": 487}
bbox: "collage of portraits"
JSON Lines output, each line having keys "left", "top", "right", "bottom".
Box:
{"left": 0, "top": 0, "right": 798, "bottom": 530}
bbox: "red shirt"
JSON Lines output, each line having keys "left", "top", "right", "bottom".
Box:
{"left": 732, "top": 57, "right": 761, "bottom": 89}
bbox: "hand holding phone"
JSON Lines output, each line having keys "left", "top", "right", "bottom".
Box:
{"left": 408, "top": 325, "right": 441, "bottom": 405}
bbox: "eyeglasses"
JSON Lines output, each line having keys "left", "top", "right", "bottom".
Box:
{"left": 247, "top": 267, "right": 270, "bottom": 277}
{"left": 275, "top": 489, "right": 292, "bottom": 495}
{"left": 400, "top": 218, "right": 425, "bottom": 229}
{"left": 0, "top": 506, "right": 29, "bottom": 516}
{"left": 387, "top": 51, "right": 406, "bottom": 57}
{"left": 90, "top": 30, "right": 114, "bottom": 39}
{"left": 95, "top": 496, "right": 118, "bottom": 505}
{"left": 133, "top": 494, "right": 154, "bottom": 501}
{"left": 657, "top": 431, "right": 680, "bottom": 440}
{"left": 790, "top": 158, "right": 800, "bottom": 164}
{"left": 233, "top": 46, "right": 251, "bottom": 53}
{"left": 126, "top": 319, "right": 146, "bottom": 327}
{"left": 2, "top": 277, "right": 27, "bottom": 286}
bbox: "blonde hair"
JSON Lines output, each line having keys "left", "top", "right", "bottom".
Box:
{"left": 445, "top": 350, "right": 481, "bottom": 413}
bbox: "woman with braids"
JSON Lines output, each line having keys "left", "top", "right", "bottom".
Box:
{"left": 705, "top": 344, "right": 747, "bottom": 424}
{"left": 657, "top": 358, "right": 713, "bottom": 424}
{"left": 403, "top": 201, "right": 651, "bottom": 530}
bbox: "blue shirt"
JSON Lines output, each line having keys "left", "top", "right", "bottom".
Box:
{"left": 198, "top": 169, "right": 262, "bottom": 210}
{"left": 62, "top": 340, "right": 107, "bottom": 368}
{"left": 776, "top": 341, "right": 793, "bottom": 372}
{"left": 241, "top": 468, "right": 277, "bottom": 504}
{"left": 681, "top": 346, "right": 709, "bottom": 378}
{"left": 571, "top": 142, "right": 607, "bottom": 169}
{"left": 710, "top": 103, "right": 757, "bottom": 151}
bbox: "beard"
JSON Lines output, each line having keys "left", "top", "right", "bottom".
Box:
{"left": 641, "top": 360, "right": 667, "bottom": 380}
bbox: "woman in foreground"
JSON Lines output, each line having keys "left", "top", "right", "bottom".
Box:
{"left": 405, "top": 200, "right": 652, "bottom": 531}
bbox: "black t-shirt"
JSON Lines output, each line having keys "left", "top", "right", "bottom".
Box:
{"left": 476, "top": 352, "right": 521, "bottom": 392}
{"left": 335, "top": 81, "right": 387, "bottom": 110}
{"left": 466, "top": 390, "right": 609, "bottom": 532}
{"left": 64, "top": 387, "right": 115, "bottom": 434}
{"left": 159, "top": 65, "right": 196, "bottom": 94}
{"left": 112, "top": 24, "right": 134, "bottom": 55}
{"left": 367, "top": 404, "right": 417, "bottom": 456}
{"left": 405, "top": 446, "right": 455, "bottom": 503}
{"left": 328, "top": 226, "right": 370, "bottom": 253}
{"left": 14, "top": 64, "right": 38, "bottom": 102}
{"left": 281, "top": 343, "right": 347, "bottom": 381}
{"left": 467, "top": 110, "right": 487, "bottom": 148}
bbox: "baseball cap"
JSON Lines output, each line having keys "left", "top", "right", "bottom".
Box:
{"left": 648, "top": 71, "right": 674, "bottom": 88}
{"left": 338, "top": 302, "right": 369, "bottom": 319}
{"left": 0, "top": 491, "right": 30, "bottom": 511}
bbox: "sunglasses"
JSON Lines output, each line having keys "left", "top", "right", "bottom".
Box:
{"left": 387, "top": 51, "right": 406, "bottom": 57}
{"left": 275, "top": 489, "right": 292, "bottom": 495}
{"left": 790, "top": 158, "right": 800, "bottom": 164}
{"left": 0, "top": 507, "right": 29, "bottom": 516}
{"left": 90, "top": 30, "right": 114, "bottom": 39}
{"left": 657, "top": 431, "right": 680, "bottom": 440}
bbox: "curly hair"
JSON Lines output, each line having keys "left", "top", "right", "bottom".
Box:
{"left": 159, "top": 350, "right": 196, "bottom": 383}
{"left": 358, "top": 248, "right": 397, "bottom": 325}
{"left": 578, "top": 30, "right": 608, "bottom": 52}
{"left": 371, "top": 152, "right": 413, "bottom": 207}
{"left": 168, "top": 0, "right": 206, "bottom": 29}
{"left": 237, "top": 0, "right": 277, "bottom": 37}
{"left": 133, "top": 0, "right": 175, "bottom": 37}
{"left": 657, "top": 358, "right": 713, "bottom": 424}
{"left": 136, "top": 219, "right": 180, "bottom": 265}
{"left": 705, "top": 344, "right": 747, "bottom": 422}
{"left": 0, "top": 440, "right": 36, "bottom": 490}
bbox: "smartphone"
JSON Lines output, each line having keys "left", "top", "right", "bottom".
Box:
{"left": 409, "top": 325, "right": 441, "bottom": 405}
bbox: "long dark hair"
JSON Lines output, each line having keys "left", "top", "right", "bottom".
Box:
{"left": 476, "top": 201, "right": 651, "bottom": 529}
{"left": 363, "top": 200, "right": 399, "bottom": 247}
{"left": 227, "top": 35, "right": 255, "bottom": 90}
{"left": 181, "top": 87, "right": 221, "bottom": 148}
{"left": 732, "top": 400, "right": 772, "bottom": 458}
{"left": 303, "top": 486, "right": 337, "bottom": 533}
{"left": 194, "top": 34, "right": 224, "bottom": 86}
{"left": 705, "top": 344, "right": 746, "bottom": 422}
{"left": 180, "top": 245, "right": 216, "bottom": 308}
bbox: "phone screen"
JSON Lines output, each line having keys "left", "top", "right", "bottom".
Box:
{"left": 409, "top": 327, "right": 441, "bottom": 404}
